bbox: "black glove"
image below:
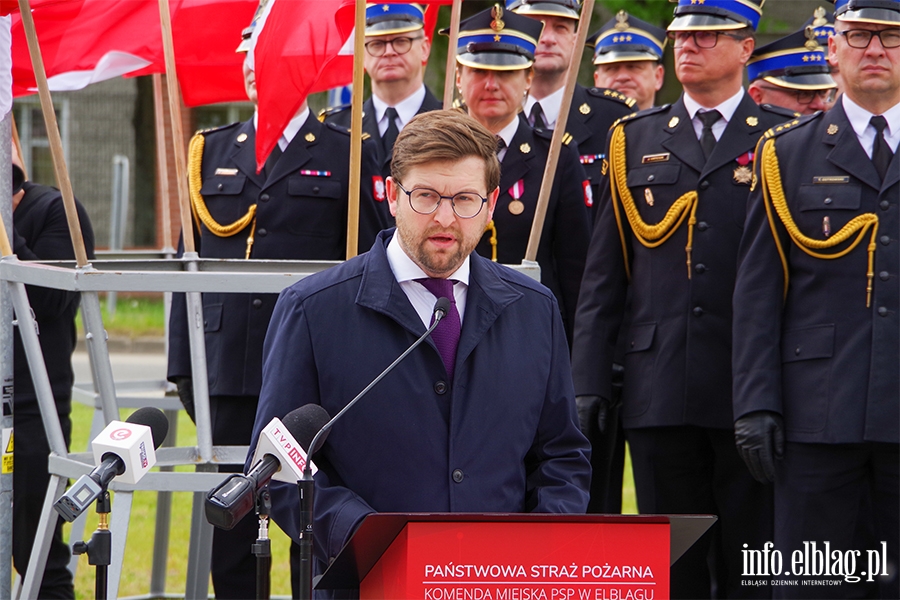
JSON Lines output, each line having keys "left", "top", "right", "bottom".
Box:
{"left": 173, "top": 376, "right": 196, "bottom": 423}
{"left": 576, "top": 395, "right": 613, "bottom": 436}
{"left": 734, "top": 410, "right": 784, "bottom": 484}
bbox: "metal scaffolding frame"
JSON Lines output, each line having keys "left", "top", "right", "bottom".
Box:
{"left": 1, "top": 252, "right": 541, "bottom": 598}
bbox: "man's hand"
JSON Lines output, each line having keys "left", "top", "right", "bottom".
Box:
{"left": 734, "top": 411, "right": 784, "bottom": 484}
{"left": 576, "top": 395, "right": 613, "bottom": 435}
{"left": 173, "top": 376, "right": 196, "bottom": 423}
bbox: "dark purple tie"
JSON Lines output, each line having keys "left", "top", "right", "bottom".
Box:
{"left": 417, "top": 278, "right": 461, "bottom": 378}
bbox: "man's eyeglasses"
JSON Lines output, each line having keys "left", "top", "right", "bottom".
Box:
{"left": 759, "top": 85, "right": 837, "bottom": 105}
{"left": 667, "top": 30, "right": 743, "bottom": 49}
{"left": 364, "top": 36, "right": 423, "bottom": 57}
{"left": 838, "top": 29, "right": 900, "bottom": 49}
{"left": 396, "top": 182, "right": 488, "bottom": 219}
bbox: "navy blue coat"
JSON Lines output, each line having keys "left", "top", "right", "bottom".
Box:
{"left": 733, "top": 101, "right": 899, "bottom": 444}
{"left": 167, "top": 116, "right": 387, "bottom": 395}
{"left": 476, "top": 116, "right": 591, "bottom": 342}
{"left": 572, "top": 93, "right": 793, "bottom": 430}
{"left": 250, "top": 230, "right": 591, "bottom": 571}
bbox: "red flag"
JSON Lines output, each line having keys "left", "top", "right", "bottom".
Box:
{"left": 252, "top": 0, "right": 356, "bottom": 171}
{"left": 252, "top": 0, "right": 453, "bottom": 171}
{"left": 11, "top": 0, "right": 255, "bottom": 105}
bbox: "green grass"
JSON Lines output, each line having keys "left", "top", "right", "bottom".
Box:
{"left": 65, "top": 400, "right": 637, "bottom": 598}
{"left": 76, "top": 295, "right": 166, "bottom": 338}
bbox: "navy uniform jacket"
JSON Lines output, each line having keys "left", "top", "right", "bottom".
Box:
{"left": 250, "top": 229, "right": 591, "bottom": 570}
{"left": 322, "top": 86, "right": 443, "bottom": 178}
{"left": 565, "top": 84, "right": 636, "bottom": 224}
{"left": 477, "top": 116, "right": 591, "bottom": 341}
{"left": 167, "top": 116, "right": 387, "bottom": 395}
{"left": 733, "top": 101, "right": 899, "bottom": 444}
{"left": 571, "top": 93, "right": 793, "bottom": 430}
{"left": 12, "top": 182, "right": 95, "bottom": 415}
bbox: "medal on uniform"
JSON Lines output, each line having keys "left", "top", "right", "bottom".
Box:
{"left": 823, "top": 216, "right": 831, "bottom": 237}
{"left": 733, "top": 151, "right": 754, "bottom": 185}
{"left": 508, "top": 179, "right": 525, "bottom": 215}
{"left": 644, "top": 188, "right": 654, "bottom": 206}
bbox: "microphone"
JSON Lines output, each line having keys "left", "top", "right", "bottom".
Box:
{"left": 205, "top": 404, "right": 330, "bottom": 530}
{"left": 303, "top": 298, "right": 449, "bottom": 476}
{"left": 54, "top": 407, "right": 169, "bottom": 522}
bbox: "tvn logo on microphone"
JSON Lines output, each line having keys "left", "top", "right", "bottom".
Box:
{"left": 250, "top": 417, "right": 318, "bottom": 484}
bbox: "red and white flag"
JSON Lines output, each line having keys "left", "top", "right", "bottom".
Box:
{"left": 251, "top": 0, "right": 453, "bottom": 171}
{"left": 11, "top": 0, "right": 255, "bottom": 105}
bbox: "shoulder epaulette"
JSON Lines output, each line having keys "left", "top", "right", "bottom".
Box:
{"left": 589, "top": 87, "right": 638, "bottom": 109}
{"left": 760, "top": 103, "right": 802, "bottom": 119}
{"left": 611, "top": 104, "right": 669, "bottom": 128}
{"left": 318, "top": 104, "right": 351, "bottom": 122}
{"left": 762, "top": 111, "right": 822, "bottom": 140}
{"left": 195, "top": 121, "right": 241, "bottom": 136}
{"left": 323, "top": 121, "right": 351, "bottom": 135}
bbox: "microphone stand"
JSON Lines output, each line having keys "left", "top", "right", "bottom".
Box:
{"left": 252, "top": 488, "right": 273, "bottom": 600}
{"left": 72, "top": 490, "right": 112, "bottom": 600}
{"left": 296, "top": 300, "right": 448, "bottom": 600}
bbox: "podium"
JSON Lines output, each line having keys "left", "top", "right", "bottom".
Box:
{"left": 317, "top": 513, "right": 716, "bottom": 599}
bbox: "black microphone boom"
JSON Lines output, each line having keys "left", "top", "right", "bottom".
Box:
{"left": 302, "top": 297, "right": 449, "bottom": 474}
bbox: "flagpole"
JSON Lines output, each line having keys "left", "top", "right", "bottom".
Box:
{"left": 158, "top": 0, "right": 195, "bottom": 254}
{"left": 345, "top": 0, "right": 366, "bottom": 260}
{"left": 17, "top": 0, "right": 90, "bottom": 267}
{"left": 524, "top": 0, "right": 594, "bottom": 263}
{"left": 152, "top": 74, "right": 175, "bottom": 253}
{"left": 442, "top": 0, "right": 463, "bottom": 109}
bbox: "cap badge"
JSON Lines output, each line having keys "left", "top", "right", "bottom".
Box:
{"left": 491, "top": 4, "right": 505, "bottom": 32}
{"left": 615, "top": 10, "right": 629, "bottom": 32}
{"left": 805, "top": 26, "right": 821, "bottom": 51}
{"left": 812, "top": 6, "right": 827, "bottom": 27}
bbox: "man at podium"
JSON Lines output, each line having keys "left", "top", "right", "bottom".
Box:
{"left": 250, "top": 110, "right": 591, "bottom": 594}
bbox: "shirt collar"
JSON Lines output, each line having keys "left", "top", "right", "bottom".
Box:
{"left": 842, "top": 94, "right": 900, "bottom": 140}
{"left": 371, "top": 85, "right": 427, "bottom": 129}
{"left": 496, "top": 116, "right": 521, "bottom": 151}
{"left": 253, "top": 107, "right": 311, "bottom": 149}
{"left": 282, "top": 107, "right": 310, "bottom": 147}
{"left": 683, "top": 87, "right": 745, "bottom": 123}
{"left": 386, "top": 229, "right": 471, "bottom": 286}
{"left": 524, "top": 86, "right": 565, "bottom": 129}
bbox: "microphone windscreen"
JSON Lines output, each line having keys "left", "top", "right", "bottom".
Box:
{"left": 127, "top": 407, "right": 170, "bottom": 449}
{"left": 282, "top": 404, "right": 331, "bottom": 453}
{"left": 433, "top": 297, "right": 451, "bottom": 318}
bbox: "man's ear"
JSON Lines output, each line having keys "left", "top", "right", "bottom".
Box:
{"left": 386, "top": 176, "right": 400, "bottom": 217}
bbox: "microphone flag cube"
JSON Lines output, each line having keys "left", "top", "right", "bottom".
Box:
{"left": 91, "top": 420, "right": 157, "bottom": 484}
{"left": 250, "top": 417, "right": 318, "bottom": 483}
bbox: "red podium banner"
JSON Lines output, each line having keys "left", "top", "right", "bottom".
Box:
{"left": 317, "top": 514, "right": 716, "bottom": 600}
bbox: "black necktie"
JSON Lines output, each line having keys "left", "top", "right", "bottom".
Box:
{"left": 496, "top": 136, "right": 507, "bottom": 160}
{"left": 870, "top": 115, "right": 893, "bottom": 181}
{"left": 697, "top": 110, "right": 722, "bottom": 160}
{"left": 530, "top": 102, "right": 547, "bottom": 130}
{"left": 382, "top": 107, "right": 400, "bottom": 157}
{"left": 264, "top": 143, "right": 282, "bottom": 177}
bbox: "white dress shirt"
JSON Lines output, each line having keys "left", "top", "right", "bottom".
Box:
{"left": 684, "top": 87, "right": 745, "bottom": 142}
